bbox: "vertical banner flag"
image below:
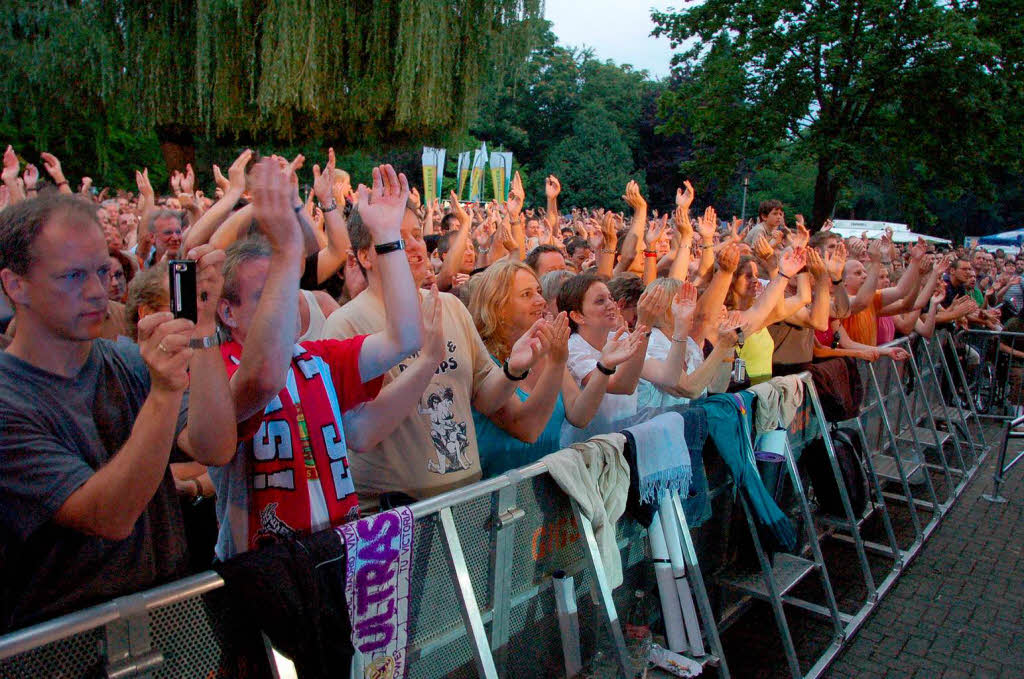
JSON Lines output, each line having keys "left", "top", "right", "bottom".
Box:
{"left": 489, "top": 151, "right": 513, "bottom": 202}
{"left": 469, "top": 142, "right": 488, "bottom": 203}
{"left": 421, "top": 147, "right": 446, "bottom": 204}
{"left": 456, "top": 151, "right": 471, "bottom": 201}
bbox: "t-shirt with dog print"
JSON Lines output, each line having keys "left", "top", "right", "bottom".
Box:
{"left": 321, "top": 289, "right": 499, "bottom": 508}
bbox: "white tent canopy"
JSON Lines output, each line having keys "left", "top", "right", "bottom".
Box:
{"left": 829, "top": 219, "right": 951, "bottom": 245}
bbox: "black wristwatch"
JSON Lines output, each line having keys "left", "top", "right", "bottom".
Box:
{"left": 374, "top": 239, "right": 406, "bottom": 255}
{"left": 595, "top": 361, "right": 617, "bottom": 376}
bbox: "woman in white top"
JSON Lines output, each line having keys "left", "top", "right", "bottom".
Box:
{"left": 557, "top": 272, "right": 667, "bottom": 443}
{"left": 637, "top": 277, "right": 741, "bottom": 408}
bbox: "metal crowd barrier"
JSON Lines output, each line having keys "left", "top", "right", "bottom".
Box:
{"left": 983, "top": 414, "right": 1024, "bottom": 503}
{"left": 960, "top": 328, "right": 1024, "bottom": 422}
{"left": 0, "top": 335, "right": 995, "bottom": 679}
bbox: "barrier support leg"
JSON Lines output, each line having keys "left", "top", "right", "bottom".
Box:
{"left": 439, "top": 507, "right": 499, "bottom": 679}
{"left": 567, "top": 499, "right": 632, "bottom": 679}
{"left": 802, "top": 376, "right": 878, "bottom": 599}
{"left": 670, "top": 491, "right": 730, "bottom": 678}
{"left": 487, "top": 484, "right": 521, "bottom": 678}
{"left": 941, "top": 332, "right": 990, "bottom": 455}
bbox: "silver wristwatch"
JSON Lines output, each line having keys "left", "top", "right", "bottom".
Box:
{"left": 189, "top": 334, "right": 222, "bottom": 350}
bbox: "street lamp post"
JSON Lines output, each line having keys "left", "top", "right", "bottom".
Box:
{"left": 740, "top": 176, "right": 749, "bottom": 223}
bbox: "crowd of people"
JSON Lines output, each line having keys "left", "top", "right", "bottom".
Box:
{"left": 0, "top": 143, "right": 1012, "bottom": 636}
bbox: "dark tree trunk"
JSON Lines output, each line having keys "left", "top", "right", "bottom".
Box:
{"left": 156, "top": 124, "right": 196, "bottom": 183}
{"left": 812, "top": 157, "right": 838, "bottom": 230}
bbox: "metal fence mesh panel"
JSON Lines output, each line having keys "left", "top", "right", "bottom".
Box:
{"left": 149, "top": 588, "right": 239, "bottom": 678}
{"left": 0, "top": 626, "right": 105, "bottom": 679}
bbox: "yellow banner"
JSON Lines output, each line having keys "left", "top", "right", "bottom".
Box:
{"left": 422, "top": 166, "right": 437, "bottom": 203}
{"left": 490, "top": 167, "right": 506, "bottom": 202}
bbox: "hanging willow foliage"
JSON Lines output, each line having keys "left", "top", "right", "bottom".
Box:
{"left": 2, "top": 0, "right": 542, "bottom": 145}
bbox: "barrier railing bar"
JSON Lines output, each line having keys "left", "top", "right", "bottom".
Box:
{"left": 0, "top": 570, "right": 224, "bottom": 661}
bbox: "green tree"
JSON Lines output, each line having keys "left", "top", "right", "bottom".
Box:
{"left": 542, "top": 103, "right": 641, "bottom": 210}
{"left": 653, "top": 0, "right": 1023, "bottom": 230}
{"left": 1, "top": 1, "right": 541, "bottom": 187}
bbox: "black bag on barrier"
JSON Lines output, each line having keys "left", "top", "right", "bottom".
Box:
{"left": 808, "top": 357, "right": 864, "bottom": 422}
{"left": 800, "top": 428, "right": 868, "bottom": 518}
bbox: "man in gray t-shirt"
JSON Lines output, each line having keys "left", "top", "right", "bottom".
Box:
{"left": 0, "top": 192, "right": 236, "bottom": 632}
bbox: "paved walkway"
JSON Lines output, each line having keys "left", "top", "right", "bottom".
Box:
{"left": 827, "top": 432, "right": 1024, "bottom": 678}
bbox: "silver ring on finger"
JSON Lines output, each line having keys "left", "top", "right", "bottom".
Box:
{"left": 158, "top": 342, "right": 170, "bottom": 353}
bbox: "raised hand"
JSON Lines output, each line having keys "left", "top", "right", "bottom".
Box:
{"left": 182, "top": 164, "right": 196, "bottom": 195}
{"left": 753, "top": 235, "right": 775, "bottom": 263}
{"left": 80, "top": 176, "right": 93, "bottom": 195}
{"left": 644, "top": 214, "right": 668, "bottom": 249}
{"left": 676, "top": 180, "right": 695, "bottom": 211}
{"left": 636, "top": 286, "right": 671, "bottom": 329}
{"left": 600, "top": 212, "right": 618, "bottom": 250}
{"left": 826, "top": 241, "right": 848, "bottom": 281}
{"left": 249, "top": 157, "right": 303, "bottom": 254}
{"left": 600, "top": 325, "right": 646, "bottom": 367}
{"left": 449, "top": 190, "right": 471, "bottom": 230}
{"left": 696, "top": 206, "right": 717, "bottom": 242}
{"left": 212, "top": 164, "right": 230, "bottom": 192}
{"left": 671, "top": 281, "right": 698, "bottom": 336}
{"left": 228, "top": 149, "right": 252, "bottom": 194}
{"left": 39, "top": 151, "right": 67, "bottom": 185}
{"left": 184, "top": 244, "right": 226, "bottom": 335}
{"left": 821, "top": 218, "right": 834, "bottom": 231}
{"left": 717, "top": 242, "right": 740, "bottom": 273}
{"left": 356, "top": 164, "right": 410, "bottom": 243}
{"left": 673, "top": 206, "right": 693, "bottom": 241}
{"left": 793, "top": 219, "right": 810, "bottom": 249}
{"left": 622, "top": 180, "right": 647, "bottom": 214}
{"left": 545, "top": 175, "right": 561, "bottom": 200}
{"left": 21, "top": 164, "right": 38, "bottom": 192}
{"left": 805, "top": 247, "right": 827, "bottom": 279}
{"left": 779, "top": 247, "right": 807, "bottom": 278}
{"left": 420, "top": 284, "right": 446, "bottom": 363}
{"left": 312, "top": 147, "right": 336, "bottom": 205}
{"left": 545, "top": 312, "right": 571, "bottom": 365}
{"left": 506, "top": 171, "right": 526, "bottom": 218}
{"left": 2, "top": 146, "right": 20, "bottom": 185}
{"left": 910, "top": 237, "right": 928, "bottom": 261}
{"left": 867, "top": 239, "right": 884, "bottom": 264}
{"left": 135, "top": 168, "right": 154, "bottom": 202}
{"left": 507, "top": 318, "right": 551, "bottom": 376}
{"left": 409, "top": 186, "right": 421, "bottom": 209}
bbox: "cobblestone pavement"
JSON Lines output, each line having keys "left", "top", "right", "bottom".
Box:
{"left": 826, "top": 431, "right": 1023, "bottom": 679}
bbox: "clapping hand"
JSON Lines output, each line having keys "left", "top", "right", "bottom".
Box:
{"left": 507, "top": 318, "right": 552, "bottom": 376}
{"left": 356, "top": 165, "right": 409, "bottom": 243}
{"left": 599, "top": 325, "right": 647, "bottom": 368}
{"left": 675, "top": 180, "right": 694, "bottom": 211}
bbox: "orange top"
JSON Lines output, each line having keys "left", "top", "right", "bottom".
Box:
{"left": 841, "top": 290, "right": 883, "bottom": 346}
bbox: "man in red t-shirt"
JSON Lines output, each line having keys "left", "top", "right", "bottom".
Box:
{"left": 210, "top": 159, "right": 423, "bottom": 558}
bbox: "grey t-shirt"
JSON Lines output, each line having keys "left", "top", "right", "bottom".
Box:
{"left": 0, "top": 339, "right": 188, "bottom": 632}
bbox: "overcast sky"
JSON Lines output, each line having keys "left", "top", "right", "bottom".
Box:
{"left": 543, "top": 0, "right": 680, "bottom": 79}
